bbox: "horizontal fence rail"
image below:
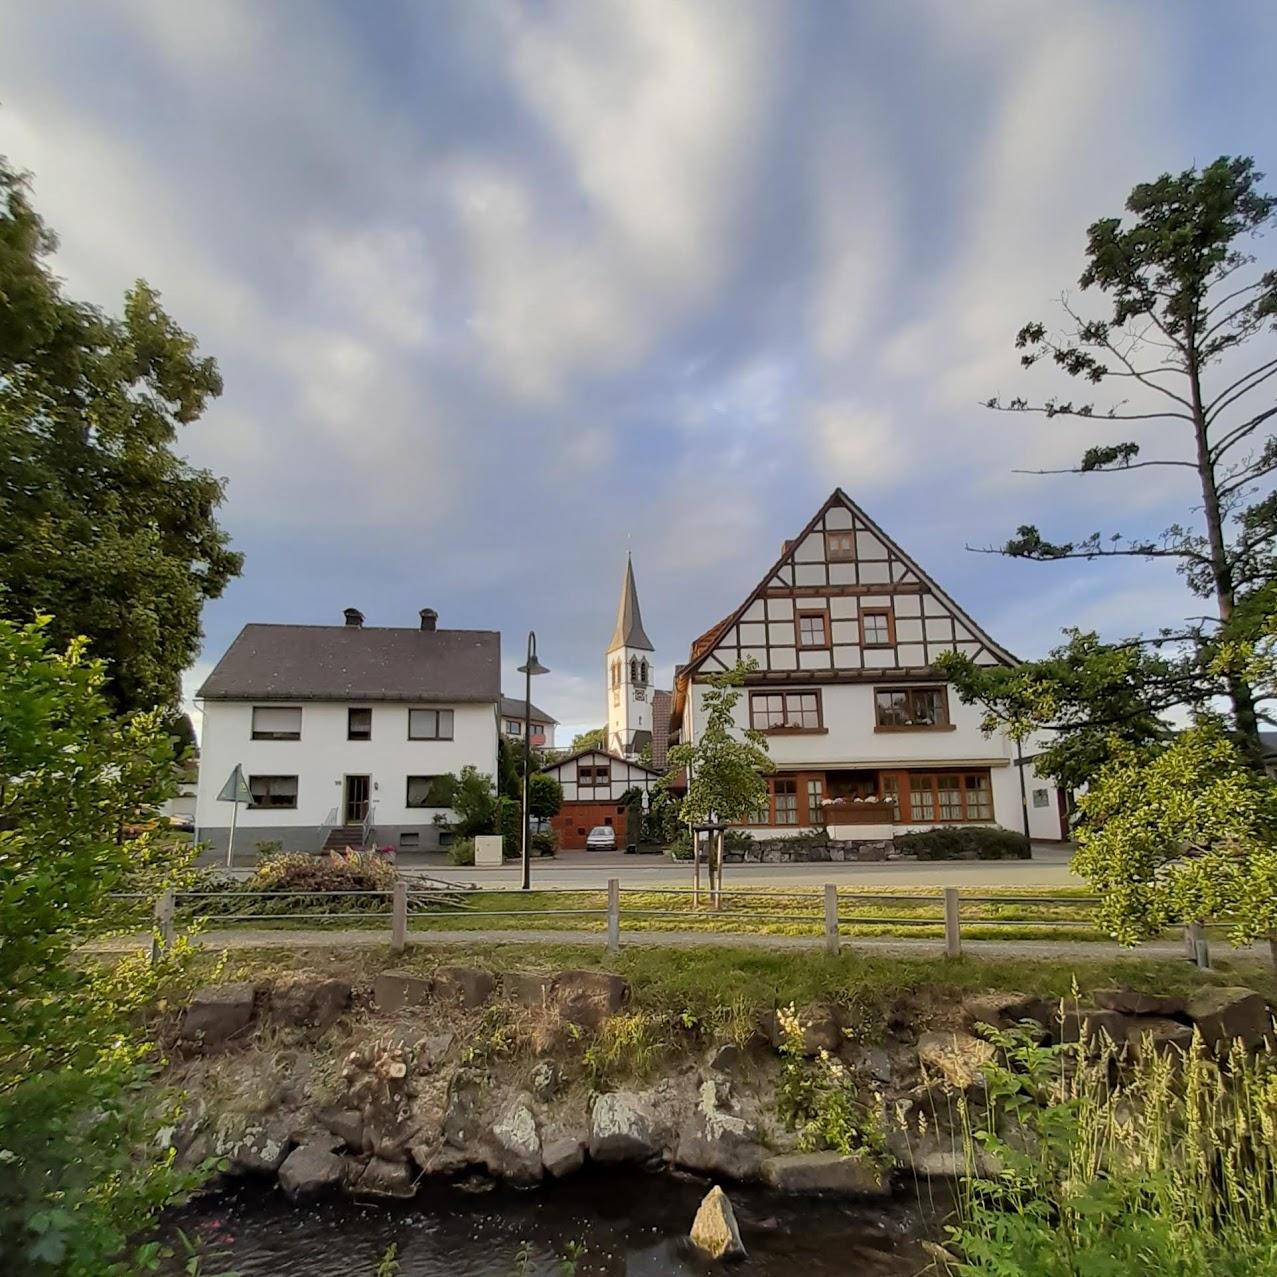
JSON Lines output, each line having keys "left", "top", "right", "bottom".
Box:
{"left": 105, "top": 879, "right": 1228, "bottom": 969}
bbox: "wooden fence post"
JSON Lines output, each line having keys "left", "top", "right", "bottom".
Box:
{"left": 390, "top": 880, "right": 408, "bottom": 954}
{"left": 606, "top": 878, "right": 620, "bottom": 955}
{"left": 943, "top": 887, "right": 961, "bottom": 958}
{"left": 151, "top": 889, "right": 175, "bottom": 965}
{"left": 823, "top": 883, "right": 839, "bottom": 956}
{"left": 1188, "top": 920, "right": 1210, "bottom": 970}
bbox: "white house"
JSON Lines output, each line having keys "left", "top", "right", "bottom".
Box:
{"left": 500, "top": 695, "right": 557, "bottom": 751}
{"left": 668, "top": 490, "right": 1067, "bottom": 842}
{"left": 195, "top": 607, "right": 500, "bottom": 855}
{"left": 539, "top": 747, "right": 662, "bottom": 850}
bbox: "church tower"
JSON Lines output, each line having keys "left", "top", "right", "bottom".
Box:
{"left": 607, "top": 554, "right": 655, "bottom": 760}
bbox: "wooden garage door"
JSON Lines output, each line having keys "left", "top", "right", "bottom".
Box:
{"left": 551, "top": 802, "right": 631, "bottom": 850}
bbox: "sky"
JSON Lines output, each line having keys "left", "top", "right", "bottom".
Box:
{"left": 2, "top": 0, "right": 1275, "bottom": 742}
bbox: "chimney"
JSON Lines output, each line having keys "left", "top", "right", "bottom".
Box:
{"left": 343, "top": 607, "right": 364, "bottom": 628}
{"left": 419, "top": 608, "right": 438, "bottom": 632}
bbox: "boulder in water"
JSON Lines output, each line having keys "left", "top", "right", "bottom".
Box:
{"left": 689, "top": 1185, "right": 747, "bottom": 1260}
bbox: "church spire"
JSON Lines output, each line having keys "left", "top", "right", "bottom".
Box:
{"left": 608, "top": 552, "right": 654, "bottom": 653}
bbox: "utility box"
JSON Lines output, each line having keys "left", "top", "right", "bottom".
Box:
{"left": 474, "top": 834, "right": 504, "bottom": 867}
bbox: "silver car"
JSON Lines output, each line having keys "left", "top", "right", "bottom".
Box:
{"left": 585, "top": 825, "right": 617, "bottom": 851}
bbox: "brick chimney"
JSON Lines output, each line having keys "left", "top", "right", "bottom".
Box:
{"left": 419, "top": 608, "right": 438, "bottom": 631}
{"left": 343, "top": 607, "right": 364, "bottom": 628}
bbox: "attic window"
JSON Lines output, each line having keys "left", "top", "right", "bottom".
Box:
{"left": 825, "top": 530, "right": 856, "bottom": 561}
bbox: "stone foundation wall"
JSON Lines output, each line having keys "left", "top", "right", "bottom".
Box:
{"left": 723, "top": 837, "right": 895, "bottom": 864}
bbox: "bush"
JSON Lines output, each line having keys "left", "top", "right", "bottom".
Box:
{"left": 532, "top": 829, "right": 557, "bottom": 857}
{"left": 252, "top": 848, "right": 398, "bottom": 891}
{"left": 895, "top": 826, "right": 1030, "bottom": 861}
{"left": 254, "top": 838, "right": 283, "bottom": 857}
{"left": 669, "top": 828, "right": 693, "bottom": 861}
{"left": 447, "top": 837, "right": 476, "bottom": 866}
{"left": 723, "top": 829, "right": 755, "bottom": 852}
{"left": 499, "top": 795, "right": 522, "bottom": 858}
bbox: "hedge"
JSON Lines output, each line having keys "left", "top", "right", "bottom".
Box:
{"left": 894, "top": 825, "right": 1031, "bottom": 861}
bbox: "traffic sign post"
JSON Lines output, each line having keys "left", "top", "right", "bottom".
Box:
{"left": 217, "top": 765, "right": 251, "bottom": 868}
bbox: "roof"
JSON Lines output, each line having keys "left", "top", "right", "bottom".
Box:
{"left": 608, "top": 553, "right": 654, "bottom": 652}
{"left": 650, "top": 688, "right": 672, "bottom": 770}
{"left": 538, "top": 747, "right": 663, "bottom": 777}
{"left": 500, "top": 694, "right": 558, "bottom": 725}
{"left": 197, "top": 624, "right": 501, "bottom": 703}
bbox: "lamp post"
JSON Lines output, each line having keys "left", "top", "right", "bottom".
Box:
{"left": 517, "top": 631, "right": 550, "bottom": 891}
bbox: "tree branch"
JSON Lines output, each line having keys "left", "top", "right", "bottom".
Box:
{"left": 1205, "top": 357, "right": 1277, "bottom": 423}
{"left": 1210, "top": 404, "right": 1277, "bottom": 461}
{"left": 986, "top": 403, "right": 1193, "bottom": 423}
{"left": 1204, "top": 277, "right": 1265, "bottom": 319}
{"left": 1011, "top": 459, "right": 1196, "bottom": 475}
{"left": 966, "top": 543, "right": 1212, "bottom": 565}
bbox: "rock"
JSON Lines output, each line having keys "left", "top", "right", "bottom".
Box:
{"left": 963, "top": 991, "right": 1052, "bottom": 1033}
{"left": 318, "top": 1107, "right": 366, "bottom": 1152}
{"left": 433, "top": 965, "right": 496, "bottom": 1010}
{"left": 839, "top": 1043, "right": 893, "bottom": 1085}
{"left": 1056, "top": 1009, "right": 1133, "bottom": 1049}
{"left": 690, "top": 1185, "right": 747, "bottom": 1261}
{"left": 917, "top": 1031, "right": 996, "bottom": 1090}
{"left": 421, "top": 1031, "right": 455, "bottom": 1066}
{"left": 895, "top": 1130, "right": 1001, "bottom": 1179}
{"left": 444, "top": 1070, "right": 483, "bottom": 1149}
{"left": 762, "top": 1005, "right": 842, "bottom": 1056}
{"left": 505, "top": 972, "right": 554, "bottom": 1008}
{"left": 674, "top": 1080, "right": 765, "bottom": 1180}
{"left": 1124, "top": 1017, "right": 1195, "bottom": 1054}
{"left": 1186, "top": 987, "right": 1271, "bottom": 1051}
{"left": 541, "top": 1136, "right": 586, "bottom": 1179}
{"left": 228, "top": 1124, "right": 292, "bottom": 1175}
{"left": 707, "top": 1043, "right": 744, "bottom": 1073}
{"left": 551, "top": 970, "right": 629, "bottom": 1029}
{"left": 589, "top": 1091, "right": 663, "bottom": 1165}
{"left": 278, "top": 1144, "right": 345, "bottom": 1199}
{"left": 373, "top": 970, "right": 432, "bottom": 1013}
{"left": 761, "top": 1151, "right": 889, "bottom": 1196}
{"left": 489, "top": 1097, "right": 542, "bottom": 1185}
{"left": 181, "top": 983, "right": 256, "bottom": 1046}
{"left": 413, "top": 1142, "right": 482, "bottom": 1177}
{"left": 1093, "top": 988, "right": 1186, "bottom": 1018}
{"left": 531, "top": 1060, "right": 561, "bottom": 1103}
{"left": 269, "top": 972, "right": 351, "bottom": 1029}
{"left": 353, "top": 1156, "right": 415, "bottom": 1199}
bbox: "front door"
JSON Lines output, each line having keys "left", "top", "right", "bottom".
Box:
{"left": 343, "top": 774, "right": 370, "bottom": 824}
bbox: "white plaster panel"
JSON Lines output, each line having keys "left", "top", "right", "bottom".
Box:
{"left": 830, "top": 597, "right": 858, "bottom": 619}
{"left": 925, "top": 617, "right": 953, "bottom": 641}
{"left": 832, "top": 645, "right": 862, "bottom": 669}
{"left": 794, "top": 532, "right": 825, "bottom": 562}
{"left": 895, "top": 617, "right": 924, "bottom": 642}
{"left": 863, "top": 648, "right": 896, "bottom": 668}
{"left": 897, "top": 643, "right": 926, "bottom": 666}
{"left": 770, "top": 568, "right": 792, "bottom": 587}
{"left": 859, "top": 560, "right": 891, "bottom": 584}
{"left": 856, "top": 530, "right": 887, "bottom": 559}
{"left": 768, "top": 622, "right": 794, "bottom": 645}
{"left": 742, "top": 600, "right": 766, "bottom": 622}
{"left": 740, "top": 647, "right": 767, "bottom": 667}
{"left": 767, "top": 597, "right": 794, "bottom": 620}
{"left": 798, "top": 648, "right": 833, "bottom": 670}
{"left": 895, "top": 593, "right": 922, "bottom": 617}
{"left": 828, "top": 562, "right": 856, "bottom": 585}
{"left": 739, "top": 621, "right": 766, "bottom": 645}
{"left": 825, "top": 505, "right": 853, "bottom": 529}
{"left": 795, "top": 563, "right": 826, "bottom": 586}
{"left": 830, "top": 620, "right": 860, "bottom": 644}
{"left": 770, "top": 647, "right": 797, "bottom": 670}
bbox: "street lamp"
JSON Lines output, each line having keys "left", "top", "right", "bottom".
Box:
{"left": 517, "top": 631, "right": 550, "bottom": 891}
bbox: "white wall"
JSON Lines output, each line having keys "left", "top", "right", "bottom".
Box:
{"left": 195, "top": 699, "right": 498, "bottom": 834}
{"left": 543, "top": 750, "right": 660, "bottom": 803}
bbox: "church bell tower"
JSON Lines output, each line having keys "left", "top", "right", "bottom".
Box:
{"left": 607, "top": 553, "right": 655, "bottom": 760}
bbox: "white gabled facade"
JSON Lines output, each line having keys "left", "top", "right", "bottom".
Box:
{"left": 670, "top": 490, "right": 1066, "bottom": 841}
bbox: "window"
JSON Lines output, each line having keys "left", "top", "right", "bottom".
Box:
{"left": 248, "top": 774, "right": 298, "bottom": 809}
{"left": 408, "top": 708, "right": 454, "bottom": 740}
{"left": 505, "top": 719, "right": 523, "bottom": 735}
{"left": 251, "top": 706, "right": 301, "bottom": 740}
{"left": 860, "top": 608, "right": 894, "bottom": 647}
{"left": 825, "top": 530, "right": 856, "bottom": 561}
{"left": 796, "top": 610, "right": 830, "bottom": 648}
{"left": 807, "top": 778, "right": 825, "bottom": 824}
{"left": 347, "top": 707, "right": 372, "bottom": 741}
{"left": 398, "top": 832, "right": 420, "bottom": 850}
{"left": 874, "top": 686, "right": 950, "bottom": 729}
{"left": 406, "top": 775, "right": 454, "bottom": 808}
{"left": 773, "top": 778, "right": 798, "bottom": 825}
{"left": 749, "top": 690, "right": 823, "bottom": 731}
{"left": 639, "top": 659, "right": 648, "bottom": 685}
{"left": 630, "top": 658, "right": 638, "bottom": 682}
{"left": 880, "top": 774, "right": 902, "bottom": 819}
{"left": 908, "top": 772, "right": 992, "bottom": 823}
{"left": 577, "top": 763, "right": 611, "bottom": 789}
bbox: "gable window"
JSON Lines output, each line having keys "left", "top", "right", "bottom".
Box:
{"left": 248, "top": 774, "right": 298, "bottom": 809}
{"left": 408, "top": 708, "right": 454, "bottom": 740}
{"left": 825, "top": 530, "right": 856, "bottom": 561}
{"left": 860, "top": 608, "right": 895, "bottom": 648}
{"left": 796, "top": 610, "right": 830, "bottom": 648}
{"left": 908, "top": 771, "right": 992, "bottom": 823}
{"left": 749, "top": 690, "right": 823, "bottom": 731}
{"left": 251, "top": 706, "right": 301, "bottom": 740}
{"left": 348, "top": 707, "right": 372, "bottom": 741}
{"left": 505, "top": 719, "right": 524, "bottom": 735}
{"left": 874, "top": 686, "right": 950, "bottom": 729}
{"left": 406, "top": 775, "right": 454, "bottom": 808}
{"left": 577, "top": 762, "right": 611, "bottom": 789}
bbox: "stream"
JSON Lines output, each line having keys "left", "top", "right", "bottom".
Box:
{"left": 163, "top": 1171, "right": 943, "bottom": 1275}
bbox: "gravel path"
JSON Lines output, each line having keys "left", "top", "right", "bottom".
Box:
{"left": 83, "top": 926, "right": 1266, "bottom": 965}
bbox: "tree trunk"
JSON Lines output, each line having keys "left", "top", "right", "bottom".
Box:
{"left": 1186, "top": 337, "right": 1264, "bottom": 768}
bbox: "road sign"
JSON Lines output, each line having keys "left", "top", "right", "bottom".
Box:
{"left": 217, "top": 764, "right": 251, "bottom": 804}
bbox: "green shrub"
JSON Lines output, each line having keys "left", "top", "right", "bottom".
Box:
{"left": 669, "top": 828, "right": 693, "bottom": 861}
{"left": 723, "top": 830, "right": 755, "bottom": 852}
{"left": 895, "top": 825, "right": 1030, "bottom": 861}
{"left": 531, "top": 829, "right": 557, "bottom": 857}
{"left": 254, "top": 838, "right": 283, "bottom": 857}
{"left": 499, "top": 795, "right": 522, "bottom": 858}
{"left": 447, "top": 837, "right": 476, "bottom": 866}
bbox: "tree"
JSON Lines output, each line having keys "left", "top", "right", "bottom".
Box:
{"left": 0, "top": 617, "right": 199, "bottom": 1273}
{"left": 0, "top": 159, "right": 242, "bottom": 714}
{"left": 527, "top": 772, "right": 563, "bottom": 821}
{"left": 974, "top": 156, "right": 1277, "bottom": 768}
{"left": 443, "top": 766, "right": 498, "bottom": 837}
{"left": 1073, "top": 725, "right": 1277, "bottom": 961}
{"left": 663, "top": 661, "right": 773, "bottom": 902}
{"left": 571, "top": 727, "right": 607, "bottom": 753}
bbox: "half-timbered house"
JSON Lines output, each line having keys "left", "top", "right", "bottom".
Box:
{"left": 668, "top": 490, "right": 1067, "bottom": 841}
{"left": 538, "top": 748, "right": 662, "bottom": 850}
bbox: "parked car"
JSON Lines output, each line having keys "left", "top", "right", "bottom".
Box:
{"left": 585, "top": 825, "right": 617, "bottom": 852}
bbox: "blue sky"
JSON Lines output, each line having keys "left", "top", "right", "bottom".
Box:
{"left": 2, "top": 1, "right": 1275, "bottom": 739}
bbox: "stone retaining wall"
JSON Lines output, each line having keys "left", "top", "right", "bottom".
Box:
{"left": 723, "top": 837, "right": 895, "bottom": 864}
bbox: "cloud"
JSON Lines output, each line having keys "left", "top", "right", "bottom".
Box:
{"left": 804, "top": 399, "right": 904, "bottom": 487}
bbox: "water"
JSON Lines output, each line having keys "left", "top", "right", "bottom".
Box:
{"left": 165, "top": 1172, "right": 938, "bottom": 1276}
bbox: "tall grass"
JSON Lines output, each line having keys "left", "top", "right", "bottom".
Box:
{"left": 948, "top": 1019, "right": 1277, "bottom": 1274}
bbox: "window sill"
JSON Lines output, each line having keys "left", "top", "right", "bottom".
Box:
{"left": 408, "top": 737, "right": 455, "bottom": 743}
{"left": 873, "top": 724, "right": 957, "bottom": 733}
{"left": 759, "top": 727, "right": 828, "bottom": 735}
{"left": 251, "top": 735, "right": 301, "bottom": 742}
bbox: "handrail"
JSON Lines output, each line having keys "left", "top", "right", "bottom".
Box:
{"left": 360, "top": 801, "right": 377, "bottom": 848}
{"left": 318, "top": 805, "right": 339, "bottom": 845}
